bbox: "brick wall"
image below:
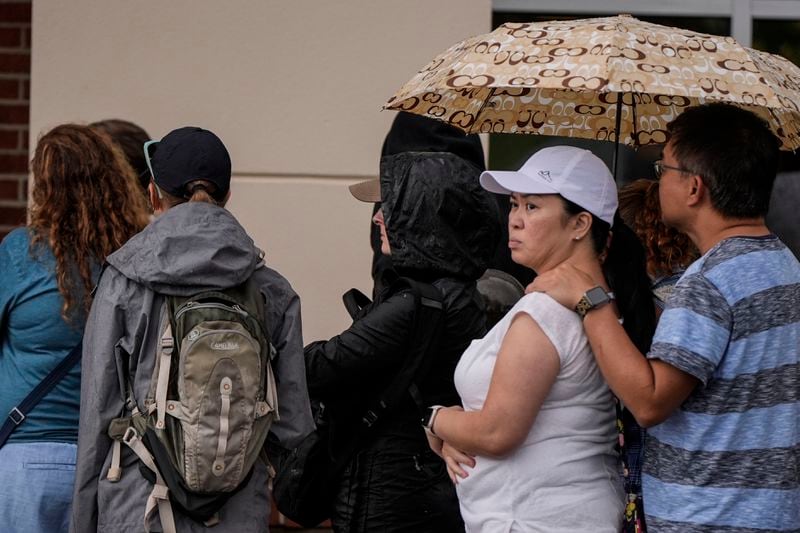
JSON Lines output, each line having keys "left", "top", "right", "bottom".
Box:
{"left": 0, "top": 0, "right": 30, "bottom": 241}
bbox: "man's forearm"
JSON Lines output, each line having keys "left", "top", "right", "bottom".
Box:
{"left": 583, "top": 305, "right": 663, "bottom": 426}
{"left": 583, "top": 305, "right": 699, "bottom": 426}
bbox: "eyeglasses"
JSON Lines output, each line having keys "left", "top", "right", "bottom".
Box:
{"left": 653, "top": 160, "right": 693, "bottom": 179}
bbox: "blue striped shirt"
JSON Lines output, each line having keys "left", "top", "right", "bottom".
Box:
{"left": 644, "top": 235, "right": 800, "bottom": 532}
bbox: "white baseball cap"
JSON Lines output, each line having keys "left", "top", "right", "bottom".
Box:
{"left": 480, "top": 146, "right": 617, "bottom": 224}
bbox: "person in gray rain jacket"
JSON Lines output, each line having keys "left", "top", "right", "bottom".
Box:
{"left": 70, "top": 127, "right": 314, "bottom": 533}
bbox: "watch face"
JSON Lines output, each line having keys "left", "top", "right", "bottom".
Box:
{"left": 586, "top": 286, "right": 610, "bottom": 306}
{"left": 421, "top": 408, "right": 433, "bottom": 427}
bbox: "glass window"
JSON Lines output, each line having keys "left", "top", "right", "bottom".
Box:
{"left": 752, "top": 19, "right": 800, "bottom": 171}
{"left": 752, "top": 19, "right": 800, "bottom": 66}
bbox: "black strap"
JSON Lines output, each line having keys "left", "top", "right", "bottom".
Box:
{"left": 342, "top": 288, "right": 372, "bottom": 320}
{"left": 361, "top": 277, "right": 444, "bottom": 428}
{"left": 0, "top": 340, "right": 83, "bottom": 448}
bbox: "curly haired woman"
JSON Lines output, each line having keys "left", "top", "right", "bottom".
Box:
{"left": 0, "top": 124, "right": 149, "bottom": 532}
{"left": 618, "top": 178, "right": 698, "bottom": 311}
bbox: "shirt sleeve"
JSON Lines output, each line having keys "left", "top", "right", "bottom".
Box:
{"left": 267, "top": 284, "right": 314, "bottom": 448}
{"left": 70, "top": 268, "right": 129, "bottom": 533}
{"left": 0, "top": 230, "right": 24, "bottom": 337}
{"left": 304, "top": 289, "right": 416, "bottom": 397}
{"left": 647, "top": 272, "right": 732, "bottom": 385}
{"left": 511, "top": 292, "right": 582, "bottom": 366}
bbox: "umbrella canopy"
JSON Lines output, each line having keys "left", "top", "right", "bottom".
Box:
{"left": 385, "top": 15, "right": 800, "bottom": 151}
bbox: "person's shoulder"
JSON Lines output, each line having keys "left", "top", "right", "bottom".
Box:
{"left": 362, "top": 279, "right": 419, "bottom": 324}
{"left": 249, "top": 264, "right": 303, "bottom": 319}
{"left": 1, "top": 227, "right": 33, "bottom": 254}
{"left": 92, "top": 263, "right": 147, "bottom": 306}
{"left": 1, "top": 228, "right": 47, "bottom": 277}
{"left": 700, "top": 235, "right": 785, "bottom": 272}
{"left": 510, "top": 292, "right": 581, "bottom": 338}
{"left": 516, "top": 291, "right": 573, "bottom": 316}
{"left": 690, "top": 236, "right": 796, "bottom": 297}
{"left": 378, "top": 280, "right": 419, "bottom": 312}
{"left": 252, "top": 263, "right": 296, "bottom": 293}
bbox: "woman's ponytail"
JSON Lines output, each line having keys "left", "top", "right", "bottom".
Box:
{"left": 563, "top": 199, "right": 656, "bottom": 353}
{"left": 186, "top": 180, "right": 216, "bottom": 204}
{"left": 157, "top": 179, "right": 221, "bottom": 207}
{"left": 603, "top": 213, "right": 656, "bottom": 353}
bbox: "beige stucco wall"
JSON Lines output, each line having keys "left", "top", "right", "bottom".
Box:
{"left": 31, "top": 0, "right": 490, "bottom": 341}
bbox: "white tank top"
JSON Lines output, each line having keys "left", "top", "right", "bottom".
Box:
{"left": 453, "top": 292, "right": 624, "bottom": 532}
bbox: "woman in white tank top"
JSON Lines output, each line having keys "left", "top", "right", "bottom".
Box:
{"left": 423, "top": 146, "right": 656, "bottom": 532}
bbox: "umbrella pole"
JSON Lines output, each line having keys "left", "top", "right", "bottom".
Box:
{"left": 612, "top": 95, "right": 623, "bottom": 182}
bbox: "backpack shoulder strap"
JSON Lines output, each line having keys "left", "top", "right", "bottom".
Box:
{"left": 361, "top": 277, "right": 444, "bottom": 428}
{"left": 0, "top": 339, "right": 83, "bottom": 448}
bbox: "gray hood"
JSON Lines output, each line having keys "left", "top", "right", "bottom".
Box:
{"left": 107, "top": 202, "right": 260, "bottom": 296}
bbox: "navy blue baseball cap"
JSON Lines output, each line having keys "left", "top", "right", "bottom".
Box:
{"left": 144, "top": 126, "right": 231, "bottom": 201}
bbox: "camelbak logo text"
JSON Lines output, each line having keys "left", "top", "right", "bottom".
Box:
{"left": 211, "top": 341, "right": 240, "bottom": 351}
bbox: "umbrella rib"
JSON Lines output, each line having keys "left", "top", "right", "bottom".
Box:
{"left": 632, "top": 93, "right": 638, "bottom": 147}
{"left": 470, "top": 87, "right": 496, "bottom": 134}
{"left": 612, "top": 95, "right": 623, "bottom": 181}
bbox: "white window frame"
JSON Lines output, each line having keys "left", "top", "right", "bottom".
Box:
{"left": 493, "top": 0, "right": 800, "bottom": 46}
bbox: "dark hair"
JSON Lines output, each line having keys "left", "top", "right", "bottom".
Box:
{"left": 618, "top": 179, "right": 698, "bottom": 279}
{"left": 667, "top": 103, "right": 779, "bottom": 218}
{"left": 90, "top": 119, "right": 151, "bottom": 191}
{"left": 30, "top": 124, "right": 150, "bottom": 321}
{"left": 562, "top": 198, "right": 656, "bottom": 353}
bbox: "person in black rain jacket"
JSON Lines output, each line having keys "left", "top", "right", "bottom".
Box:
{"left": 304, "top": 138, "right": 501, "bottom": 532}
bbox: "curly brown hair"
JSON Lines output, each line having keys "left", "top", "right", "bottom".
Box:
{"left": 618, "top": 179, "right": 698, "bottom": 280}
{"left": 29, "top": 124, "right": 150, "bottom": 321}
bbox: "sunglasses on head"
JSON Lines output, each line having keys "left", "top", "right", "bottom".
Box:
{"left": 142, "top": 140, "right": 164, "bottom": 198}
{"left": 143, "top": 140, "right": 158, "bottom": 179}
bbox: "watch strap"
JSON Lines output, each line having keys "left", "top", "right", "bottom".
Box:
{"left": 575, "top": 287, "right": 612, "bottom": 319}
{"left": 422, "top": 405, "right": 445, "bottom": 436}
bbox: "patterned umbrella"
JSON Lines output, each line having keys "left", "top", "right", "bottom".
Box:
{"left": 385, "top": 15, "right": 800, "bottom": 154}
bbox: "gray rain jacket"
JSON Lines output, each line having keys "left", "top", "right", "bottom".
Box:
{"left": 70, "top": 202, "right": 314, "bottom": 533}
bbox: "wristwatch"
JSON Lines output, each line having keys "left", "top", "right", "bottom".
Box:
{"left": 421, "top": 405, "right": 444, "bottom": 436}
{"left": 575, "top": 286, "right": 612, "bottom": 319}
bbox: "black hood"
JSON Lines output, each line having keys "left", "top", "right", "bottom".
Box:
{"left": 381, "top": 112, "right": 485, "bottom": 171}
{"left": 379, "top": 151, "right": 501, "bottom": 281}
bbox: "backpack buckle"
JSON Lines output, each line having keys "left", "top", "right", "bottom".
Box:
{"left": 8, "top": 407, "right": 25, "bottom": 425}
{"left": 122, "top": 426, "right": 139, "bottom": 445}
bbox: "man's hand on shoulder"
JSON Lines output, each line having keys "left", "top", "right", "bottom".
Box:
{"left": 527, "top": 263, "right": 596, "bottom": 311}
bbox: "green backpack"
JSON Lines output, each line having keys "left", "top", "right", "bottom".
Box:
{"left": 108, "top": 276, "right": 279, "bottom": 533}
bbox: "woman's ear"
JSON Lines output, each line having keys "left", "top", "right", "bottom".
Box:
{"left": 572, "top": 211, "right": 593, "bottom": 240}
{"left": 148, "top": 182, "right": 162, "bottom": 214}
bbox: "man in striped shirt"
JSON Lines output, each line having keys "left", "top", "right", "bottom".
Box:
{"left": 533, "top": 103, "right": 799, "bottom": 532}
